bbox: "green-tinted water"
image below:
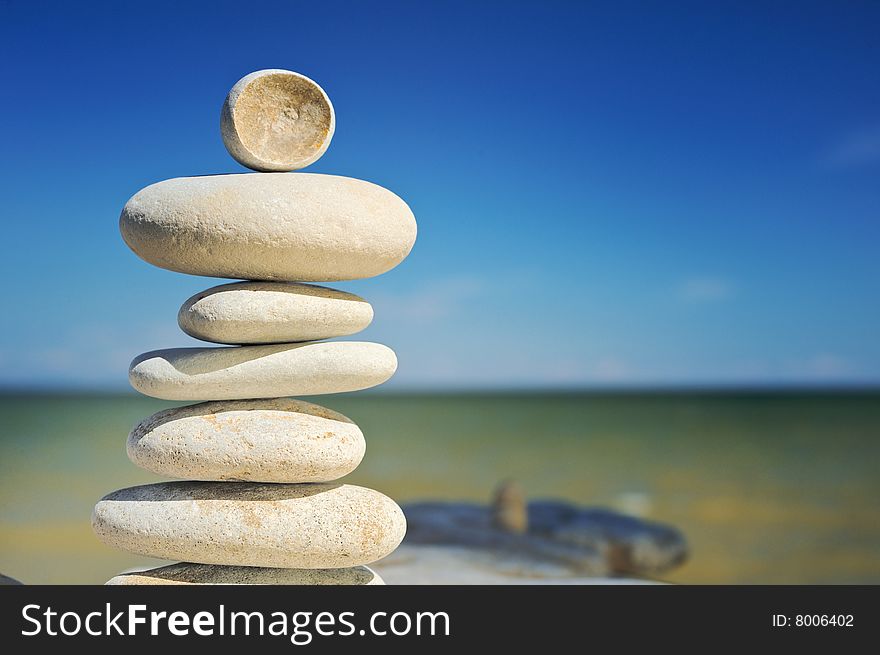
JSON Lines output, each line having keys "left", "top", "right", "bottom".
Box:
{"left": 1, "top": 392, "right": 878, "bottom": 584}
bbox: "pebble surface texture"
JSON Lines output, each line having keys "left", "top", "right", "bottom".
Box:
{"left": 119, "top": 173, "right": 417, "bottom": 282}
{"left": 92, "top": 482, "right": 407, "bottom": 568}
{"left": 221, "top": 69, "right": 334, "bottom": 172}
{"left": 179, "top": 281, "right": 374, "bottom": 344}
{"left": 127, "top": 399, "right": 365, "bottom": 482}
{"left": 98, "top": 69, "right": 413, "bottom": 586}
{"left": 107, "top": 564, "right": 383, "bottom": 586}
{"left": 129, "top": 341, "right": 397, "bottom": 401}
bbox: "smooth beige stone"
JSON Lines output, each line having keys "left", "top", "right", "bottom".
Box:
{"left": 129, "top": 341, "right": 397, "bottom": 401}
{"left": 179, "top": 282, "right": 374, "bottom": 345}
{"left": 92, "top": 482, "right": 406, "bottom": 568}
{"left": 221, "top": 69, "right": 334, "bottom": 172}
{"left": 119, "top": 173, "right": 417, "bottom": 282}
{"left": 107, "top": 564, "right": 383, "bottom": 585}
{"left": 127, "top": 399, "right": 365, "bottom": 482}
{"left": 491, "top": 479, "right": 528, "bottom": 534}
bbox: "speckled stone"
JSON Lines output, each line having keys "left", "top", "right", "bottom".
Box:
{"left": 128, "top": 341, "right": 397, "bottom": 401}
{"left": 127, "top": 399, "right": 365, "bottom": 483}
{"left": 107, "top": 564, "right": 383, "bottom": 585}
{"left": 119, "top": 173, "right": 417, "bottom": 282}
{"left": 179, "top": 282, "right": 374, "bottom": 345}
{"left": 92, "top": 482, "right": 406, "bottom": 568}
{"left": 221, "top": 69, "right": 334, "bottom": 172}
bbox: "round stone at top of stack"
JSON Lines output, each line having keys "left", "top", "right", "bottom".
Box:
{"left": 179, "top": 282, "right": 374, "bottom": 344}
{"left": 221, "top": 69, "right": 335, "bottom": 172}
{"left": 129, "top": 341, "right": 397, "bottom": 401}
{"left": 119, "top": 173, "right": 416, "bottom": 281}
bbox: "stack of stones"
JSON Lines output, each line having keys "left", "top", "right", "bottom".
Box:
{"left": 92, "top": 69, "right": 416, "bottom": 585}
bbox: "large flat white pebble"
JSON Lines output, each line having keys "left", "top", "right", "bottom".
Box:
{"left": 128, "top": 341, "right": 397, "bottom": 401}
{"left": 92, "top": 482, "right": 406, "bottom": 568}
{"left": 178, "top": 282, "right": 373, "bottom": 344}
{"left": 119, "top": 173, "right": 416, "bottom": 281}
{"left": 127, "top": 398, "right": 365, "bottom": 482}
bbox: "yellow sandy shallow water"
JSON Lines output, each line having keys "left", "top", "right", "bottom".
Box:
{"left": 1, "top": 391, "right": 878, "bottom": 584}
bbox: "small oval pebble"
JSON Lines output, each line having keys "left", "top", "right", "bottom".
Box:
{"left": 92, "top": 482, "right": 406, "bottom": 568}
{"left": 107, "top": 564, "right": 383, "bottom": 585}
{"left": 127, "top": 399, "right": 365, "bottom": 483}
{"left": 119, "top": 173, "right": 417, "bottom": 282}
{"left": 179, "top": 282, "right": 373, "bottom": 344}
{"left": 129, "top": 341, "right": 397, "bottom": 401}
{"left": 221, "top": 69, "right": 334, "bottom": 172}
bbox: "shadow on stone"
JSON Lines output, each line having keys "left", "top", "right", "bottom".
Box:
{"left": 99, "top": 481, "right": 343, "bottom": 503}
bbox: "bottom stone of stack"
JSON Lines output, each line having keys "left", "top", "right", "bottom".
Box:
{"left": 92, "top": 482, "right": 406, "bottom": 568}
{"left": 106, "top": 563, "right": 384, "bottom": 585}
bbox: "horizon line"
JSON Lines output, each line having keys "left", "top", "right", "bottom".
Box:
{"left": 1, "top": 383, "right": 879, "bottom": 397}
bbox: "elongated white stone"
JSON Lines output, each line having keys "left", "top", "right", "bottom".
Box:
{"left": 107, "top": 564, "right": 383, "bottom": 585}
{"left": 92, "top": 482, "right": 406, "bottom": 568}
{"left": 119, "top": 173, "right": 417, "bottom": 282}
{"left": 178, "top": 282, "right": 373, "bottom": 344}
{"left": 127, "top": 399, "right": 365, "bottom": 482}
{"left": 128, "top": 341, "right": 397, "bottom": 401}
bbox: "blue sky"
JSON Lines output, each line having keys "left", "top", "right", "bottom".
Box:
{"left": 0, "top": 0, "right": 878, "bottom": 389}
